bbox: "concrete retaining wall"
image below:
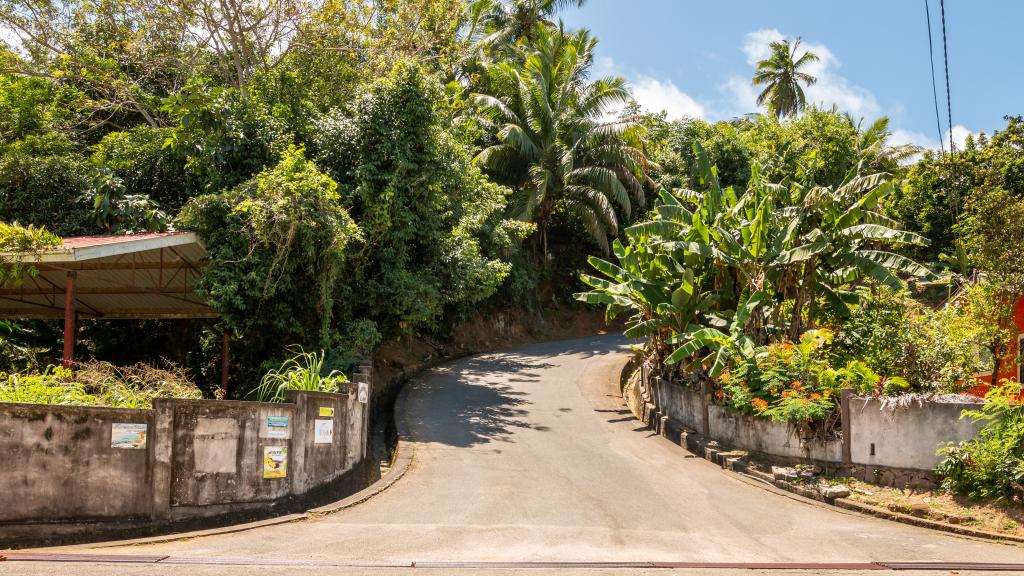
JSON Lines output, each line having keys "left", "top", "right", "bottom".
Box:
{"left": 629, "top": 370, "right": 982, "bottom": 479}
{"left": 0, "top": 404, "right": 157, "bottom": 523}
{"left": 849, "top": 397, "right": 983, "bottom": 470}
{"left": 0, "top": 364, "right": 373, "bottom": 542}
{"left": 707, "top": 404, "right": 843, "bottom": 462}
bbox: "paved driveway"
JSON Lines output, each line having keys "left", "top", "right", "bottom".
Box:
{"left": 9, "top": 335, "right": 1024, "bottom": 574}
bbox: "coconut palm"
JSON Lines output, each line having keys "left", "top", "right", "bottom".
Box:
{"left": 472, "top": 24, "right": 651, "bottom": 255}
{"left": 752, "top": 38, "right": 819, "bottom": 118}
{"left": 469, "top": 0, "right": 587, "bottom": 51}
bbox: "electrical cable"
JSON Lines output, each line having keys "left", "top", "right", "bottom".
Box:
{"left": 924, "top": 0, "right": 945, "bottom": 154}
{"left": 940, "top": 0, "right": 953, "bottom": 152}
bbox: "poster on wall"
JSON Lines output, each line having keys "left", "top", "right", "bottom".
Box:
{"left": 357, "top": 382, "right": 369, "bottom": 404}
{"left": 314, "top": 419, "right": 334, "bottom": 444}
{"left": 111, "top": 423, "right": 148, "bottom": 449}
{"left": 263, "top": 446, "right": 288, "bottom": 478}
{"left": 265, "top": 415, "right": 290, "bottom": 439}
{"left": 318, "top": 407, "right": 334, "bottom": 417}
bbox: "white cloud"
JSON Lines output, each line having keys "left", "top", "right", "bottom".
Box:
{"left": 742, "top": 29, "right": 786, "bottom": 66}
{"left": 630, "top": 76, "right": 704, "bottom": 120}
{"left": 721, "top": 76, "right": 760, "bottom": 116}
{"left": 890, "top": 128, "right": 939, "bottom": 150}
{"left": 594, "top": 56, "right": 705, "bottom": 121}
{"left": 728, "top": 28, "right": 880, "bottom": 121}
{"left": 947, "top": 125, "right": 974, "bottom": 150}
{"left": 889, "top": 125, "right": 975, "bottom": 153}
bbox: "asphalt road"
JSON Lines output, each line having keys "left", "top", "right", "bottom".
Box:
{"left": 8, "top": 335, "right": 1024, "bottom": 574}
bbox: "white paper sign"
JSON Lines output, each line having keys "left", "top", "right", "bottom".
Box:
{"left": 357, "top": 382, "right": 368, "bottom": 404}
{"left": 314, "top": 419, "right": 334, "bottom": 444}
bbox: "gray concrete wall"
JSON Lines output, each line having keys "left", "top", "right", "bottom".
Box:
{"left": 163, "top": 399, "right": 297, "bottom": 509}
{"left": 654, "top": 380, "right": 703, "bottom": 431}
{"left": 639, "top": 374, "right": 981, "bottom": 472}
{"left": 0, "top": 369, "right": 372, "bottom": 540}
{"left": 849, "top": 397, "right": 984, "bottom": 470}
{"left": 707, "top": 405, "right": 843, "bottom": 462}
{"left": 0, "top": 403, "right": 156, "bottom": 523}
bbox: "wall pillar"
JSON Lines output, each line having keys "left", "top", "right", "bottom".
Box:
{"left": 150, "top": 399, "right": 174, "bottom": 522}
{"left": 840, "top": 388, "right": 853, "bottom": 465}
{"left": 701, "top": 378, "right": 711, "bottom": 437}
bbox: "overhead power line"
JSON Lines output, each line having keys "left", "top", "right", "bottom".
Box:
{"left": 940, "top": 0, "right": 953, "bottom": 153}
{"left": 924, "top": 0, "right": 945, "bottom": 154}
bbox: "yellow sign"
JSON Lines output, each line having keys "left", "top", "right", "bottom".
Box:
{"left": 318, "top": 407, "right": 334, "bottom": 417}
{"left": 263, "top": 446, "right": 288, "bottom": 479}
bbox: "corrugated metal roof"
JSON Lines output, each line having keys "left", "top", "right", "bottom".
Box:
{"left": 0, "top": 232, "right": 216, "bottom": 319}
{"left": 60, "top": 232, "right": 184, "bottom": 249}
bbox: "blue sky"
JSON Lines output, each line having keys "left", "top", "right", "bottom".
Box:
{"left": 562, "top": 0, "right": 1022, "bottom": 150}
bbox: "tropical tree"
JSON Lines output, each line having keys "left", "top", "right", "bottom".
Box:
{"left": 470, "top": 0, "right": 586, "bottom": 53}
{"left": 752, "top": 38, "right": 819, "bottom": 118}
{"left": 576, "top": 144, "right": 932, "bottom": 377}
{"left": 473, "top": 24, "right": 651, "bottom": 255}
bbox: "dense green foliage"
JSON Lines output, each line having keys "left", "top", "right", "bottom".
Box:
{"left": 177, "top": 148, "right": 360, "bottom": 373}
{"left": 314, "top": 63, "right": 521, "bottom": 336}
{"left": 938, "top": 382, "right": 1024, "bottom": 501}
{"left": 0, "top": 221, "right": 61, "bottom": 285}
{"left": 576, "top": 141, "right": 934, "bottom": 427}
{"left": 473, "top": 24, "right": 650, "bottom": 254}
{"left": 0, "top": 362, "right": 202, "bottom": 408}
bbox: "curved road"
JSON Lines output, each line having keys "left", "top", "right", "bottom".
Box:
{"left": 15, "top": 335, "right": 1024, "bottom": 573}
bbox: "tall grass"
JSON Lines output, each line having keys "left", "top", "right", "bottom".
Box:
{"left": 0, "top": 361, "right": 201, "bottom": 408}
{"left": 250, "top": 348, "right": 348, "bottom": 403}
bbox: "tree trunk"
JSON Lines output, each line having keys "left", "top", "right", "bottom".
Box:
{"left": 789, "top": 285, "right": 804, "bottom": 342}
{"left": 991, "top": 345, "right": 1003, "bottom": 388}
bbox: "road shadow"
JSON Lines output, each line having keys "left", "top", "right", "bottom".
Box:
{"left": 405, "top": 375, "right": 537, "bottom": 447}
{"left": 402, "top": 334, "right": 635, "bottom": 448}
{"left": 399, "top": 334, "right": 630, "bottom": 446}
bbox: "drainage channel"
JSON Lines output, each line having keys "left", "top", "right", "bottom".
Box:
{"left": 3, "top": 554, "right": 1024, "bottom": 571}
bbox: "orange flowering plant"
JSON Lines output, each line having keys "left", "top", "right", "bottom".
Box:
{"left": 718, "top": 329, "right": 841, "bottom": 425}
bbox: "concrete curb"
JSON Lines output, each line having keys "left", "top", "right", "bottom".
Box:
{"left": 308, "top": 382, "right": 415, "bottom": 517}
{"left": 621, "top": 359, "right": 1024, "bottom": 547}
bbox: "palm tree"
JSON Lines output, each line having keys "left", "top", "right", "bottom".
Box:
{"left": 472, "top": 24, "right": 651, "bottom": 255}
{"left": 751, "top": 38, "right": 819, "bottom": 118}
{"left": 470, "top": 0, "right": 587, "bottom": 52}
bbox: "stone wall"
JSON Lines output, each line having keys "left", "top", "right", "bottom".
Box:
{"left": 0, "top": 364, "right": 373, "bottom": 543}
{"left": 628, "top": 368, "right": 983, "bottom": 483}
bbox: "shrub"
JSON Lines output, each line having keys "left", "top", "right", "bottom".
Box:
{"left": 250, "top": 349, "right": 348, "bottom": 403}
{"left": 89, "top": 126, "right": 195, "bottom": 212}
{"left": 937, "top": 381, "right": 1024, "bottom": 501}
{"left": 177, "top": 147, "right": 360, "bottom": 353}
{"left": 0, "top": 360, "right": 202, "bottom": 408}
{"left": 312, "top": 61, "right": 517, "bottom": 337}
{"left": 719, "top": 330, "right": 840, "bottom": 426}
{"left": 73, "top": 360, "right": 202, "bottom": 408}
{"left": 0, "top": 134, "right": 93, "bottom": 236}
{"left": 0, "top": 366, "right": 96, "bottom": 405}
{"left": 0, "top": 221, "right": 61, "bottom": 285}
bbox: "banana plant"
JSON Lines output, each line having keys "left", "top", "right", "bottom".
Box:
{"left": 577, "top": 141, "right": 933, "bottom": 380}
